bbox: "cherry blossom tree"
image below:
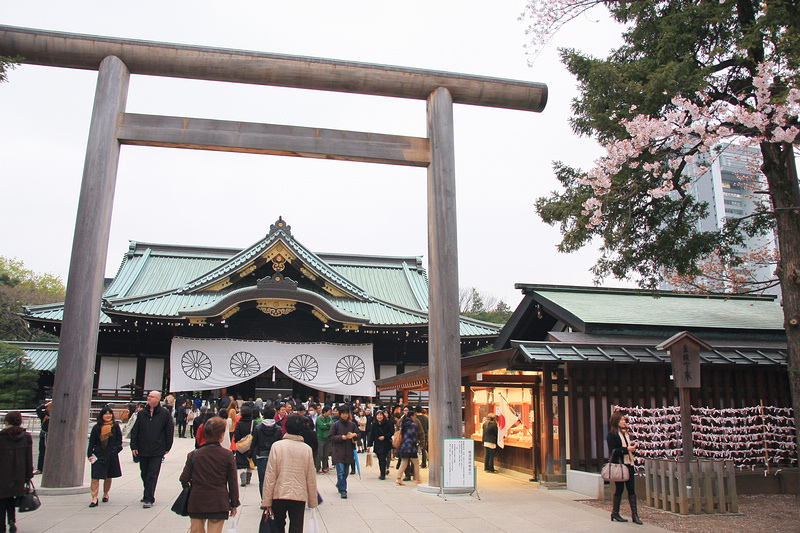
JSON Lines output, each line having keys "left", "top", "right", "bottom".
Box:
{"left": 523, "top": 0, "right": 800, "bottom": 456}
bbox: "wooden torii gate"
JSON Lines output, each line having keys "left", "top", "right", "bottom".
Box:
{"left": 0, "top": 25, "right": 547, "bottom": 489}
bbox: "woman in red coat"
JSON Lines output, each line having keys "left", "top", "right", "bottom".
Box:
{"left": 180, "top": 416, "right": 240, "bottom": 533}
{"left": 0, "top": 411, "right": 33, "bottom": 533}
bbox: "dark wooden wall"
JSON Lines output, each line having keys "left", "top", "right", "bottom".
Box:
{"left": 566, "top": 363, "right": 792, "bottom": 472}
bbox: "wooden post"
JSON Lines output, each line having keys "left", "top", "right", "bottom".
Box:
{"left": 542, "top": 363, "right": 554, "bottom": 478}
{"left": 656, "top": 332, "right": 709, "bottom": 466}
{"left": 426, "top": 87, "right": 460, "bottom": 488}
{"left": 42, "top": 56, "right": 129, "bottom": 488}
{"left": 680, "top": 387, "right": 693, "bottom": 464}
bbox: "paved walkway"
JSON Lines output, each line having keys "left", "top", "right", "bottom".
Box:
{"left": 19, "top": 434, "right": 669, "bottom": 533}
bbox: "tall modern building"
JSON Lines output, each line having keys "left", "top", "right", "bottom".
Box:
{"left": 673, "top": 143, "right": 779, "bottom": 295}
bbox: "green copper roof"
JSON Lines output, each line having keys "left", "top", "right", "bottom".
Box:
{"left": 24, "top": 218, "right": 500, "bottom": 338}
{"left": 8, "top": 341, "right": 59, "bottom": 371}
{"left": 516, "top": 284, "right": 784, "bottom": 332}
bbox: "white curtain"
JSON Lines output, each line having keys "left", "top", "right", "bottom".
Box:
{"left": 169, "top": 337, "right": 376, "bottom": 396}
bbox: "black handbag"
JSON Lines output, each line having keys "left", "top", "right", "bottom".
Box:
{"left": 171, "top": 451, "right": 195, "bottom": 516}
{"left": 259, "top": 510, "right": 278, "bottom": 533}
{"left": 17, "top": 480, "right": 41, "bottom": 512}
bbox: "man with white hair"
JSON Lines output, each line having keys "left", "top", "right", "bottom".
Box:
{"left": 131, "top": 391, "right": 174, "bottom": 508}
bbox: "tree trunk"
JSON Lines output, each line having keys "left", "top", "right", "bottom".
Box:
{"left": 760, "top": 141, "right": 800, "bottom": 480}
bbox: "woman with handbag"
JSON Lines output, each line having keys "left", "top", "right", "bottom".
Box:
{"left": 179, "top": 416, "right": 239, "bottom": 533}
{"left": 606, "top": 410, "right": 642, "bottom": 525}
{"left": 87, "top": 406, "right": 123, "bottom": 507}
{"left": 395, "top": 411, "right": 422, "bottom": 485}
{"left": 0, "top": 411, "right": 33, "bottom": 533}
{"left": 234, "top": 405, "right": 255, "bottom": 487}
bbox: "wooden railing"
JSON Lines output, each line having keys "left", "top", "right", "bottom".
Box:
{"left": 644, "top": 458, "right": 738, "bottom": 515}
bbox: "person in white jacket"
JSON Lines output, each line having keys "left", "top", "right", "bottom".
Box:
{"left": 260, "top": 414, "right": 318, "bottom": 533}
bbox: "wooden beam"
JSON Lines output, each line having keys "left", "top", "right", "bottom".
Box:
{"left": 0, "top": 25, "right": 547, "bottom": 112}
{"left": 118, "top": 113, "right": 431, "bottom": 167}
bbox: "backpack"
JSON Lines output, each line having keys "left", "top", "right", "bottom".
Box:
{"left": 195, "top": 423, "right": 206, "bottom": 449}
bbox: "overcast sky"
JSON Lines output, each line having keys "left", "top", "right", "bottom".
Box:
{"left": 1, "top": 1, "right": 627, "bottom": 307}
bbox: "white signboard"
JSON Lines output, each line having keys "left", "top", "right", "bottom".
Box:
{"left": 442, "top": 438, "right": 475, "bottom": 489}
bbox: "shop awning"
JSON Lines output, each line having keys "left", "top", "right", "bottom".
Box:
{"left": 374, "top": 349, "right": 516, "bottom": 391}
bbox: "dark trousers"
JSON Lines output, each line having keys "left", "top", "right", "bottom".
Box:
{"left": 1, "top": 497, "right": 15, "bottom": 526}
{"left": 376, "top": 450, "right": 390, "bottom": 478}
{"left": 177, "top": 420, "right": 187, "bottom": 438}
{"left": 271, "top": 499, "right": 305, "bottom": 533}
{"left": 613, "top": 465, "right": 636, "bottom": 497}
{"left": 484, "top": 446, "right": 496, "bottom": 471}
{"left": 138, "top": 455, "right": 163, "bottom": 503}
{"left": 37, "top": 430, "right": 47, "bottom": 471}
{"left": 256, "top": 457, "right": 268, "bottom": 496}
{"left": 421, "top": 440, "right": 428, "bottom": 467}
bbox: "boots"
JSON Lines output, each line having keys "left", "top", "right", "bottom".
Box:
{"left": 611, "top": 495, "right": 628, "bottom": 522}
{"left": 246, "top": 471, "right": 252, "bottom": 485}
{"left": 240, "top": 472, "right": 247, "bottom": 487}
{"left": 629, "top": 495, "right": 643, "bottom": 525}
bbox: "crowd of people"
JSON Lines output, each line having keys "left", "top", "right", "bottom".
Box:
{"left": 118, "top": 393, "right": 430, "bottom": 532}
{"left": 2, "top": 396, "right": 646, "bottom": 532}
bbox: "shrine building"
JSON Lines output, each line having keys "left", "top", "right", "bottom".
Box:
{"left": 22, "top": 217, "right": 500, "bottom": 404}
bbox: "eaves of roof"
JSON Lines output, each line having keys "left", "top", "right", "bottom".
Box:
{"left": 7, "top": 341, "right": 59, "bottom": 371}
{"left": 22, "top": 303, "right": 113, "bottom": 324}
{"left": 511, "top": 340, "right": 787, "bottom": 366}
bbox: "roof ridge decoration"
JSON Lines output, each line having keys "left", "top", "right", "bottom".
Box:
{"left": 176, "top": 217, "right": 371, "bottom": 300}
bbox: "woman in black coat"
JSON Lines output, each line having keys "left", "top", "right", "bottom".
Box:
{"left": 87, "top": 405, "right": 123, "bottom": 507}
{"left": 482, "top": 413, "right": 499, "bottom": 473}
{"left": 233, "top": 405, "right": 255, "bottom": 486}
{"left": 606, "top": 410, "right": 642, "bottom": 525}
{"left": 0, "top": 411, "right": 33, "bottom": 533}
{"left": 369, "top": 410, "right": 394, "bottom": 480}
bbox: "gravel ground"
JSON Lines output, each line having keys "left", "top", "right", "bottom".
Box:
{"left": 582, "top": 494, "right": 799, "bottom": 532}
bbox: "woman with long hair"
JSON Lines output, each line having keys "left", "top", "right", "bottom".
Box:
{"left": 606, "top": 410, "right": 642, "bottom": 525}
{"left": 87, "top": 405, "right": 124, "bottom": 507}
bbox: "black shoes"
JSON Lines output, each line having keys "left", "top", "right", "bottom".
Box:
{"left": 89, "top": 500, "right": 99, "bottom": 508}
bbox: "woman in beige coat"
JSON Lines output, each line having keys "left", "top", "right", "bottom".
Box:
{"left": 261, "top": 414, "right": 318, "bottom": 533}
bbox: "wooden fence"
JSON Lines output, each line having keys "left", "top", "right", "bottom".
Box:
{"left": 644, "top": 458, "right": 738, "bottom": 515}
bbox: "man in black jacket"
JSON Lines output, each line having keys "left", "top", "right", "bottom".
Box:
{"left": 131, "top": 391, "right": 174, "bottom": 508}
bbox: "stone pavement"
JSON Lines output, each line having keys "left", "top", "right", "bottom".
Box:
{"left": 18, "top": 433, "right": 669, "bottom": 533}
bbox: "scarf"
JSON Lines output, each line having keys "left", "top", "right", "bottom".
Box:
{"left": 100, "top": 419, "right": 114, "bottom": 449}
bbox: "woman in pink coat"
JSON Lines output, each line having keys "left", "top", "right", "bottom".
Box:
{"left": 260, "top": 414, "right": 318, "bottom": 533}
